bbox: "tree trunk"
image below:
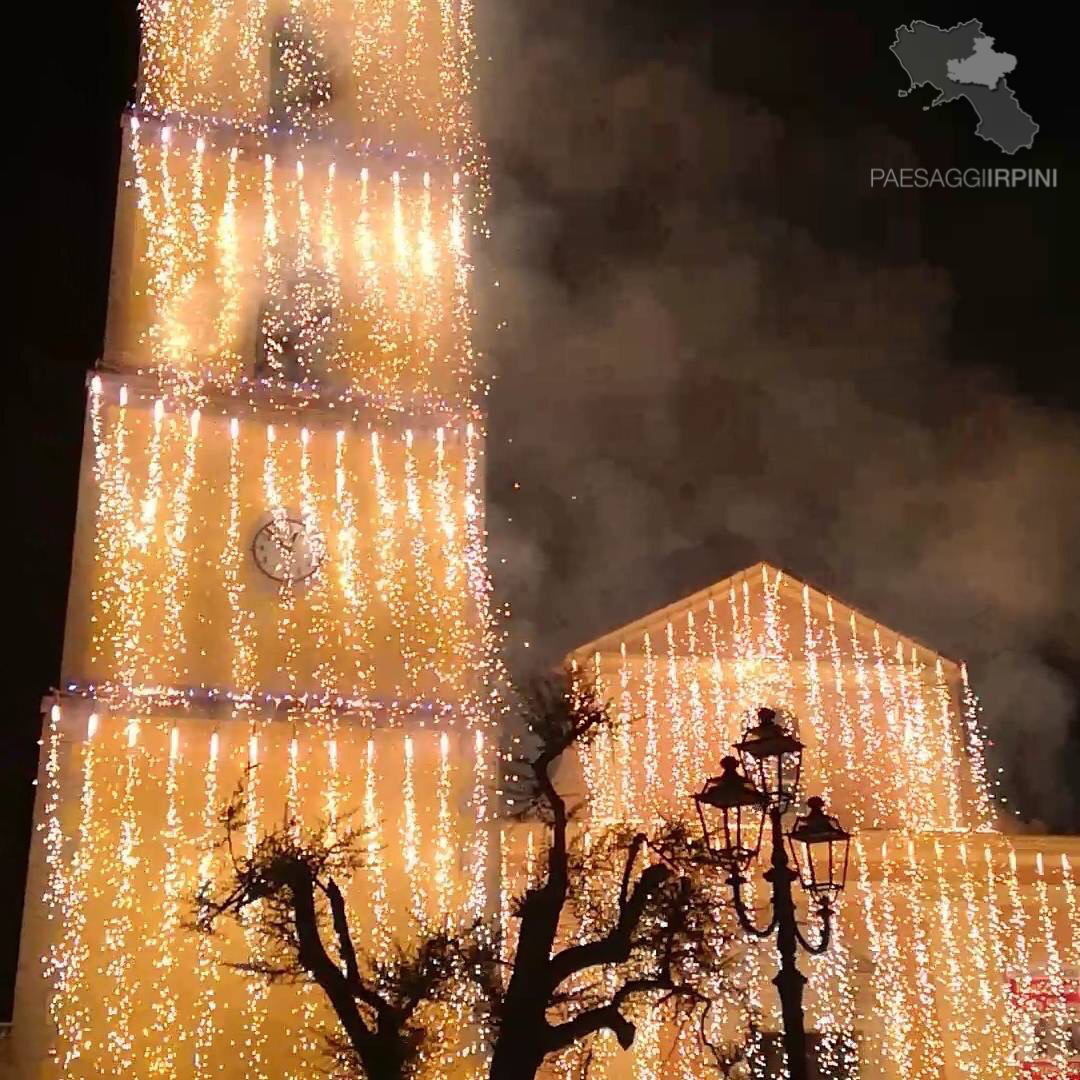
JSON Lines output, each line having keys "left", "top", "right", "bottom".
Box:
{"left": 290, "top": 873, "right": 409, "bottom": 1080}
{"left": 488, "top": 1026, "right": 545, "bottom": 1080}
{"left": 357, "top": 1044, "right": 409, "bottom": 1080}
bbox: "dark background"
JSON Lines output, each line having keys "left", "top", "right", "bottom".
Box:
{"left": 8, "top": 0, "right": 1078, "bottom": 1021}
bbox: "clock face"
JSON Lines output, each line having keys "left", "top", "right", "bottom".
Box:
{"left": 251, "top": 515, "right": 324, "bottom": 584}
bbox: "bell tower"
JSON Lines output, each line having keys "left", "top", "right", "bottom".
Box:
{"left": 13, "top": 2, "right": 499, "bottom": 1075}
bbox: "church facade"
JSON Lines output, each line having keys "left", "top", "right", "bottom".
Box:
{"left": 563, "top": 563, "right": 1079, "bottom": 1079}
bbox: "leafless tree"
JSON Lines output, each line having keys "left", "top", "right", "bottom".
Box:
{"left": 195, "top": 675, "right": 743, "bottom": 1079}
{"left": 486, "top": 674, "right": 739, "bottom": 1079}
{"left": 194, "top": 786, "right": 492, "bottom": 1080}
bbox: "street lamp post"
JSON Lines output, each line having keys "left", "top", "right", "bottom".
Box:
{"left": 694, "top": 708, "right": 851, "bottom": 1080}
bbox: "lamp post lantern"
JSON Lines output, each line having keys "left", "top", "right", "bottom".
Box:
{"left": 694, "top": 756, "right": 769, "bottom": 872}
{"left": 788, "top": 796, "right": 851, "bottom": 901}
{"left": 734, "top": 705, "right": 804, "bottom": 813}
{"left": 694, "top": 708, "right": 851, "bottom": 1080}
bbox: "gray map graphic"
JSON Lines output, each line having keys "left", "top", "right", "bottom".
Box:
{"left": 891, "top": 20, "right": 1038, "bottom": 154}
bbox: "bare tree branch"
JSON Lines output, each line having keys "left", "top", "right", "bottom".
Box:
{"left": 194, "top": 785, "right": 489, "bottom": 1080}
{"left": 489, "top": 672, "right": 741, "bottom": 1080}
{"left": 324, "top": 877, "right": 361, "bottom": 988}
{"left": 195, "top": 674, "right": 744, "bottom": 1080}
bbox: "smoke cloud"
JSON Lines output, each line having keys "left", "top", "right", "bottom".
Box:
{"left": 478, "top": 2, "right": 1080, "bottom": 830}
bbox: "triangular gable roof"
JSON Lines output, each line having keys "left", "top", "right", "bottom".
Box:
{"left": 568, "top": 560, "right": 961, "bottom": 677}
{"left": 563, "top": 560, "right": 990, "bottom": 833}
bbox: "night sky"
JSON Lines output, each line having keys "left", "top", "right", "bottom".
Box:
{"left": 8, "top": 0, "right": 1078, "bottom": 1020}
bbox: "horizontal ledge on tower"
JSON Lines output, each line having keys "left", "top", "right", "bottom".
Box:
{"left": 123, "top": 105, "right": 470, "bottom": 184}
{"left": 50, "top": 683, "right": 491, "bottom": 731}
{"left": 86, "top": 367, "right": 482, "bottom": 434}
